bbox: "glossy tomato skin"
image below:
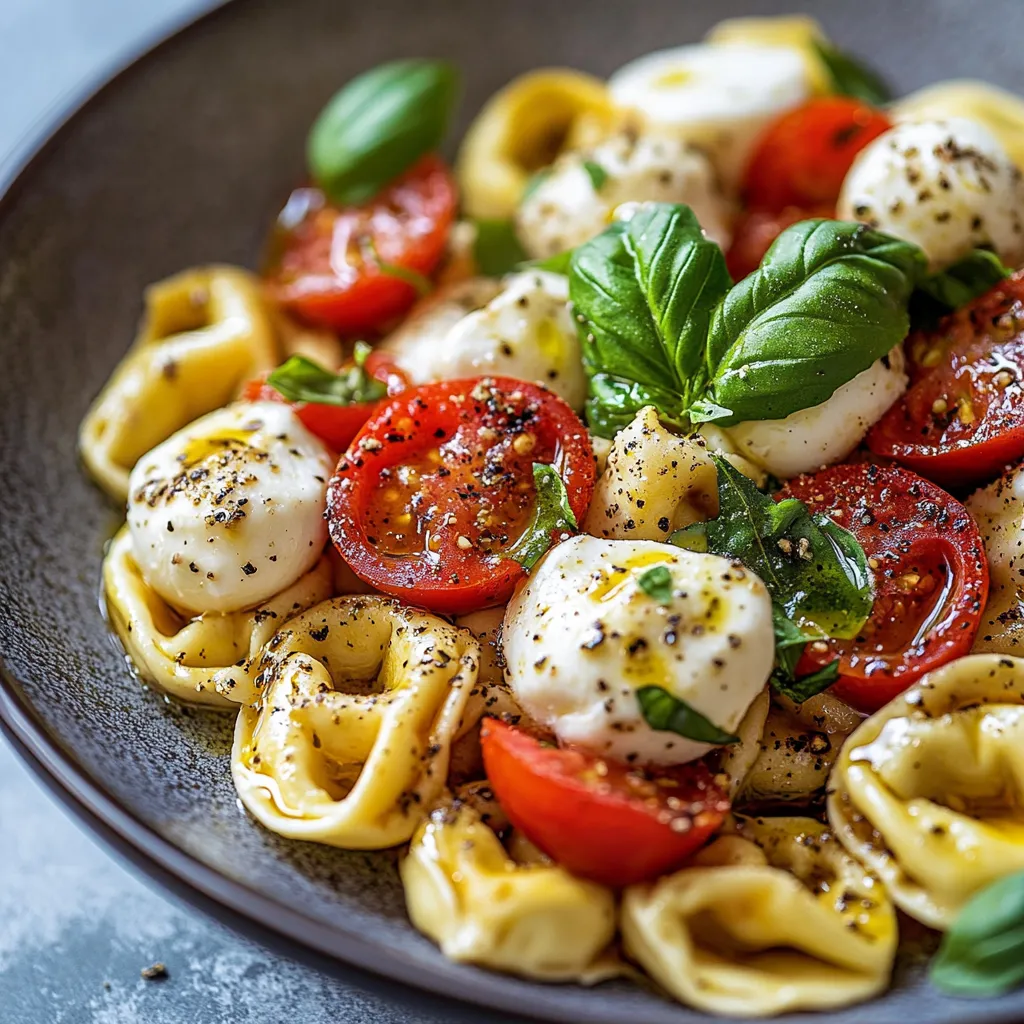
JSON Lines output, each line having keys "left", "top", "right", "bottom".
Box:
{"left": 868, "top": 272, "right": 1024, "bottom": 488}
{"left": 726, "top": 204, "right": 834, "bottom": 281}
{"left": 480, "top": 718, "right": 729, "bottom": 887}
{"left": 742, "top": 98, "right": 891, "bottom": 212}
{"left": 327, "top": 377, "right": 595, "bottom": 615}
{"left": 780, "top": 462, "right": 988, "bottom": 713}
{"left": 264, "top": 155, "right": 456, "bottom": 336}
{"left": 241, "top": 352, "right": 407, "bottom": 452}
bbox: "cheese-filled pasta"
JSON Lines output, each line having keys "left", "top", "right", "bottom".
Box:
{"left": 829, "top": 654, "right": 1024, "bottom": 929}
{"left": 79, "top": 267, "right": 279, "bottom": 501}
{"left": 232, "top": 597, "right": 478, "bottom": 849}
{"left": 401, "top": 796, "right": 617, "bottom": 981}
{"left": 103, "top": 528, "right": 334, "bottom": 706}
{"left": 621, "top": 816, "right": 896, "bottom": 1016}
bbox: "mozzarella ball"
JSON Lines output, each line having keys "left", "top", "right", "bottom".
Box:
{"left": 838, "top": 119, "right": 1024, "bottom": 271}
{"left": 503, "top": 536, "right": 774, "bottom": 766}
{"left": 516, "top": 133, "right": 731, "bottom": 259}
{"left": 723, "top": 347, "right": 908, "bottom": 479}
{"left": 128, "top": 402, "right": 333, "bottom": 615}
{"left": 384, "top": 271, "right": 587, "bottom": 411}
{"left": 608, "top": 44, "right": 811, "bottom": 187}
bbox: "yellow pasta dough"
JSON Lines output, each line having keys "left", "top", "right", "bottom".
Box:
{"left": 102, "top": 528, "right": 333, "bottom": 707}
{"left": 622, "top": 816, "right": 896, "bottom": 1016}
{"left": 828, "top": 653, "right": 1024, "bottom": 929}
{"left": 401, "top": 796, "right": 617, "bottom": 981}
{"left": 232, "top": 597, "right": 478, "bottom": 849}
{"left": 79, "top": 266, "right": 279, "bottom": 502}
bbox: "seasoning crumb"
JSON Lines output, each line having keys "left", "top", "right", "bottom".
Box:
{"left": 140, "top": 962, "right": 168, "bottom": 981}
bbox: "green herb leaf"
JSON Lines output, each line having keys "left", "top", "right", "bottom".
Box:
{"left": 691, "top": 220, "right": 927, "bottom": 426}
{"left": 917, "top": 248, "right": 1011, "bottom": 311}
{"left": 266, "top": 354, "right": 387, "bottom": 406}
{"left": 637, "top": 565, "right": 674, "bottom": 604}
{"left": 569, "top": 203, "right": 732, "bottom": 438}
{"left": 506, "top": 463, "right": 578, "bottom": 570}
{"left": 770, "top": 607, "right": 838, "bottom": 702}
{"left": 521, "top": 168, "right": 551, "bottom": 203}
{"left": 637, "top": 686, "right": 739, "bottom": 745}
{"left": 773, "top": 658, "right": 840, "bottom": 704}
{"left": 473, "top": 219, "right": 529, "bottom": 277}
{"left": 518, "top": 248, "right": 574, "bottom": 275}
{"left": 308, "top": 59, "right": 459, "bottom": 207}
{"left": 931, "top": 871, "right": 1024, "bottom": 996}
{"left": 361, "top": 236, "right": 433, "bottom": 296}
{"left": 582, "top": 159, "right": 608, "bottom": 191}
{"left": 813, "top": 40, "right": 892, "bottom": 106}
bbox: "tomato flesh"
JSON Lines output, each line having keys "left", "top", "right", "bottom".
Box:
{"left": 327, "top": 377, "right": 595, "bottom": 615}
{"left": 726, "top": 204, "right": 834, "bottom": 281}
{"left": 264, "top": 155, "right": 456, "bottom": 336}
{"left": 742, "top": 97, "right": 891, "bottom": 212}
{"left": 780, "top": 462, "right": 988, "bottom": 712}
{"left": 868, "top": 272, "right": 1024, "bottom": 487}
{"left": 480, "top": 718, "right": 729, "bottom": 887}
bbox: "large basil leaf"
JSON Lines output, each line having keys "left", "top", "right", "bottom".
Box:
{"left": 690, "top": 220, "right": 926, "bottom": 426}
{"left": 569, "top": 204, "right": 732, "bottom": 438}
{"left": 308, "top": 60, "right": 459, "bottom": 206}
{"left": 918, "top": 248, "right": 1011, "bottom": 311}
{"left": 813, "top": 40, "right": 892, "bottom": 106}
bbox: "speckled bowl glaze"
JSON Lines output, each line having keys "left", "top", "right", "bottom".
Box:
{"left": 4, "top": 1, "right": 1024, "bottom": 1022}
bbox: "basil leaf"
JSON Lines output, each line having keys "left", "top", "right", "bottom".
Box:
{"left": 637, "top": 686, "right": 739, "bottom": 745}
{"left": 918, "top": 248, "right": 1011, "bottom": 311}
{"left": 931, "top": 871, "right": 1024, "bottom": 996}
{"left": 308, "top": 59, "right": 459, "bottom": 206}
{"left": 266, "top": 354, "right": 387, "bottom": 406}
{"left": 770, "top": 606, "right": 838, "bottom": 703}
{"left": 670, "top": 520, "right": 708, "bottom": 554}
{"left": 813, "top": 40, "right": 892, "bottom": 106}
{"left": 692, "top": 220, "right": 927, "bottom": 426}
{"left": 637, "top": 565, "right": 673, "bottom": 604}
{"left": 506, "top": 463, "right": 578, "bottom": 570}
{"left": 518, "top": 248, "right": 574, "bottom": 275}
{"left": 473, "top": 219, "right": 529, "bottom": 277}
{"left": 521, "top": 169, "right": 551, "bottom": 203}
{"left": 363, "top": 237, "right": 433, "bottom": 296}
{"left": 582, "top": 159, "right": 608, "bottom": 191}
{"left": 570, "top": 204, "right": 732, "bottom": 438}
{"left": 772, "top": 659, "right": 840, "bottom": 704}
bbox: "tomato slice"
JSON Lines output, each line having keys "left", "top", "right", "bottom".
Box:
{"left": 242, "top": 351, "right": 408, "bottom": 452}
{"left": 868, "top": 272, "right": 1024, "bottom": 488}
{"left": 327, "top": 377, "right": 595, "bottom": 615}
{"left": 741, "top": 97, "right": 891, "bottom": 212}
{"left": 780, "top": 463, "right": 988, "bottom": 713}
{"left": 264, "top": 155, "right": 457, "bottom": 336}
{"left": 480, "top": 718, "right": 729, "bottom": 887}
{"left": 726, "top": 204, "right": 834, "bottom": 281}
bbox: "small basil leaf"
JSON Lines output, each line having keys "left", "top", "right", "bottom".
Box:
{"left": 637, "top": 686, "right": 739, "bottom": 745}
{"left": 582, "top": 159, "right": 608, "bottom": 191}
{"left": 308, "top": 59, "right": 459, "bottom": 206}
{"left": 364, "top": 238, "right": 433, "bottom": 296}
{"left": 813, "top": 40, "right": 892, "bottom": 106}
{"left": 917, "top": 248, "right": 1011, "bottom": 311}
{"left": 695, "top": 220, "right": 927, "bottom": 426}
{"left": 518, "top": 248, "right": 574, "bottom": 275}
{"left": 931, "top": 871, "right": 1024, "bottom": 996}
{"left": 637, "top": 565, "right": 673, "bottom": 604}
{"left": 506, "top": 463, "right": 578, "bottom": 570}
{"left": 772, "top": 658, "right": 840, "bottom": 704}
{"left": 473, "top": 219, "right": 529, "bottom": 277}
{"left": 266, "top": 355, "right": 387, "bottom": 406}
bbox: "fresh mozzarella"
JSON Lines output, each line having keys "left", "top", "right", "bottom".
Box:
{"left": 608, "top": 44, "right": 811, "bottom": 187}
{"left": 516, "top": 133, "right": 731, "bottom": 259}
{"left": 502, "top": 535, "right": 774, "bottom": 766}
{"left": 383, "top": 271, "right": 588, "bottom": 411}
{"left": 723, "top": 347, "right": 908, "bottom": 479}
{"left": 127, "top": 402, "right": 332, "bottom": 615}
{"left": 838, "top": 119, "right": 1024, "bottom": 270}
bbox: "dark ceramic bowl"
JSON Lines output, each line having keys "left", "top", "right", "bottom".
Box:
{"left": 4, "top": 2, "right": 1024, "bottom": 1022}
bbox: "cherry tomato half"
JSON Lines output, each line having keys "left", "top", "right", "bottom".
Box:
{"left": 264, "top": 155, "right": 457, "bottom": 336}
{"left": 726, "top": 204, "right": 835, "bottom": 281}
{"left": 868, "top": 272, "right": 1024, "bottom": 488}
{"left": 327, "top": 377, "right": 595, "bottom": 615}
{"left": 780, "top": 462, "right": 988, "bottom": 713}
{"left": 480, "top": 718, "right": 729, "bottom": 887}
{"left": 742, "top": 97, "right": 891, "bottom": 212}
{"left": 242, "top": 351, "right": 408, "bottom": 453}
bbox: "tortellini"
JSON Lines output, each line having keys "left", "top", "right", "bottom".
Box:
{"left": 829, "top": 654, "right": 1024, "bottom": 929}
{"left": 79, "top": 267, "right": 279, "bottom": 502}
{"left": 103, "top": 528, "right": 333, "bottom": 707}
{"left": 622, "top": 817, "right": 896, "bottom": 1016}
{"left": 401, "top": 797, "right": 617, "bottom": 981}
{"left": 232, "top": 597, "right": 478, "bottom": 849}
